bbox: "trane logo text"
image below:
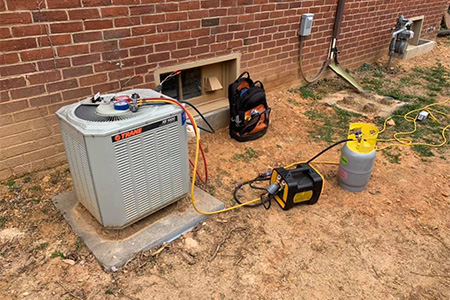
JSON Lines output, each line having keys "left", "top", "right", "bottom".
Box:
{"left": 111, "top": 116, "right": 178, "bottom": 143}
{"left": 114, "top": 128, "right": 142, "bottom": 141}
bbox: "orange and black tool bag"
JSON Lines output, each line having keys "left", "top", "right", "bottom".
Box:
{"left": 228, "top": 72, "right": 271, "bottom": 142}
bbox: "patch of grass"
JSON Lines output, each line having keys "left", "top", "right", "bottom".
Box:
{"left": 412, "top": 145, "right": 435, "bottom": 157}
{"left": 288, "top": 85, "right": 318, "bottom": 100}
{"left": 334, "top": 106, "right": 362, "bottom": 129}
{"left": 362, "top": 62, "right": 450, "bottom": 102}
{"left": 32, "top": 198, "right": 41, "bottom": 204}
{"left": 5, "top": 180, "right": 15, "bottom": 188}
{"left": 373, "top": 72, "right": 384, "bottom": 78}
{"left": 276, "top": 144, "right": 283, "bottom": 149}
{"left": 412, "top": 62, "right": 450, "bottom": 93}
{"left": 304, "top": 106, "right": 362, "bottom": 142}
{"left": 412, "top": 67, "right": 425, "bottom": 74}
{"left": 358, "top": 63, "right": 374, "bottom": 72}
{"left": 232, "top": 147, "right": 259, "bottom": 163}
{"left": 304, "top": 110, "right": 327, "bottom": 121}
{"left": 383, "top": 89, "right": 407, "bottom": 100}
{"left": 105, "top": 289, "right": 114, "bottom": 295}
{"left": 24, "top": 176, "right": 31, "bottom": 183}
{"left": 75, "top": 238, "right": 84, "bottom": 252}
{"left": 0, "top": 217, "right": 6, "bottom": 228}
{"left": 5, "top": 180, "right": 16, "bottom": 192}
{"left": 363, "top": 78, "right": 383, "bottom": 91}
{"left": 426, "top": 84, "right": 442, "bottom": 92}
{"left": 216, "top": 167, "right": 231, "bottom": 177}
{"left": 229, "top": 198, "right": 237, "bottom": 206}
{"left": 400, "top": 76, "right": 414, "bottom": 85}
{"left": 36, "top": 243, "right": 48, "bottom": 251}
{"left": 382, "top": 151, "right": 401, "bottom": 164}
{"left": 50, "top": 250, "right": 65, "bottom": 259}
{"left": 300, "top": 86, "right": 316, "bottom": 99}
{"left": 5, "top": 180, "right": 22, "bottom": 192}
{"left": 287, "top": 98, "right": 301, "bottom": 107}
{"left": 31, "top": 185, "right": 41, "bottom": 191}
{"left": 378, "top": 94, "right": 449, "bottom": 157}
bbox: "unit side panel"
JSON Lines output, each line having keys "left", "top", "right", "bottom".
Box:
{"left": 58, "top": 121, "right": 102, "bottom": 223}
{"left": 84, "top": 134, "right": 128, "bottom": 228}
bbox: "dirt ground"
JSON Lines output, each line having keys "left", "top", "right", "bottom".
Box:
{"left": 1, "top": 41, "right": 450, "bottom": 300}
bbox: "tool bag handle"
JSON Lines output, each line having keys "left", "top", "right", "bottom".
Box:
{"left": 237, "top": 71, "right": 250, "bottom": 80}
{"left": 253, "top": 80, "right": 264, "bottom": 90}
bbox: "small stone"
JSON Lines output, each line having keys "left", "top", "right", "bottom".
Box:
{"left": 42, "top": 176, "right": 50, "bottom": 183}
{"left": 62, "top": 259, "right": 76, "bottom": 266}
{"left": 183, "top": 232, "right": 193, "bottom": 239}
{"left": 185, "top": 237, "right": 199, "bottom": 250}
{"left": 22, "top": 292, "right": 30, "bottom": 296}
{"left": 442, "top": 191, "right": 449, "bottom": 197}
{"left": 177, "top": 250, "right": 195, "bottom": 265}
{"left": 387, "top": 119, "right": 396, "bottom": 126}
{"left": 241, "top": 274, "right": 256, "bottom": 286}
{"left": 0, "top": 228, "right": 24, "bottom": 242}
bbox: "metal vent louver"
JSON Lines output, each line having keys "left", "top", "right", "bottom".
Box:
{"left": 56, "top": 89, "right": 190, "bottom": 228}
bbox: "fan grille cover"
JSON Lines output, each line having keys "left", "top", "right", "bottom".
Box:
{"left": 74, "top": 104, "right": 147, "bottom": 122}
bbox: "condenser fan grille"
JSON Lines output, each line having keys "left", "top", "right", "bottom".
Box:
{"left": 74, "top": 104, "right": 146, "bottom": 122}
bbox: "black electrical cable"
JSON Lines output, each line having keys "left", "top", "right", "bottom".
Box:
{"left": 142, "top": 99, "right": 215, "bottom": 134}
{"left": 234, "top": 139, "right": 353, "bottom": 209}
{"left": 306, "top": 138, "right": 353, "bottom": 164}
{"left": 186, "top": 123, "right": 214, "bottom": 134}
{"left": 179, "top": 100, "right": 216, "bottom": 134}
{"left": 233, "top": 176, "right": 271, "bottom": 208}
{"left": 261, "top": 193, "right": 276, "bottom": 210}
{"left": 299, "top": 35, "right": 330, "bottom": 84}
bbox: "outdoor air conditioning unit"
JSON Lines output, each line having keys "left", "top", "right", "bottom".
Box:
{"left": 56, "top": 89, "right": 190, "bottom": 228}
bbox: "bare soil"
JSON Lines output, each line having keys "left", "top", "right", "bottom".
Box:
{"left": 1, "top": 41, "right": 450, "bottom": 300}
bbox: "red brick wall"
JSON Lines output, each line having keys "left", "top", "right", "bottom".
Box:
{"left": 0, "top": 0, "right": 447, "bottom": 180}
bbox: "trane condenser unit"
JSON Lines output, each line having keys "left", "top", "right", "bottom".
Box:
{"left": 56, "top": 89, "right": 190, "bottom": 228}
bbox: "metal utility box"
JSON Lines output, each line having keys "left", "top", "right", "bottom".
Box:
{"left": 300, "top": 13, "right": 314, "bottom": 36}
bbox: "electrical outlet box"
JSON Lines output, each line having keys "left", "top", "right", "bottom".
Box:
{"left": 299, "top": 13, "right": 314, "bottom": 36}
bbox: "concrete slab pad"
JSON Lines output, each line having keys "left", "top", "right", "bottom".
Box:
{"left": 401, "top": 39, "right": 436, "bottom": 60}
{"left": 52, "top": 187, "right": 225, "bottom": 271}
{"left": 195, "top": 106, "right": 229, "bottom": 131}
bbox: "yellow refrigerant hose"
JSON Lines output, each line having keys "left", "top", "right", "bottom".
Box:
{"left": 376, "top": 99, "right": 450, "bottom": 150}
